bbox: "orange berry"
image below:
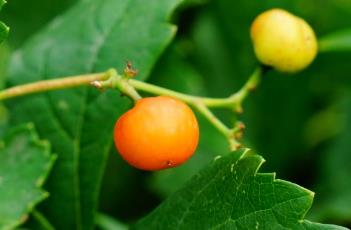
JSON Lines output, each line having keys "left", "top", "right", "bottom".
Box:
{"left": 114, "top": 96, "right": 199, "bottom": 171}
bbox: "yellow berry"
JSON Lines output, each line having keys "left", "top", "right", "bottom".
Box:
{"left": 250, "top": 8, "right": 318, "bottom": 73}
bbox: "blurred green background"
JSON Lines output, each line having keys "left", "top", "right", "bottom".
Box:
{"left": 1, "top": 0, "right": 351, "bottom": 228}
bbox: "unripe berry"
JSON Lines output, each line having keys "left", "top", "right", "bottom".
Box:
{"left": 250, "top": 8, "right": 318, "bottom": 72}
{"left": 114, "top": 96, "right": 199, "bottom": 171}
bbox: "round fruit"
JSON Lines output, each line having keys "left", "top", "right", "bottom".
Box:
{"left": 114, "top": 96, "right": 199, "bottom": 171}
{"left": 250, "top": 8, "right": 318, "bottom": 72}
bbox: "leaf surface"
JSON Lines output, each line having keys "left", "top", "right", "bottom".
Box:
{"left": 311, "top": 95, "right": 351, "bottom": 223}
{"left": 0, "top": 124, "right": 55, "bottom": 230}
{"left": 134, "top": 149, "right": 347, "bottom": 230}
{"left": 6, "top": 0, "right": 182, "bottom": 229}
{"left": 0, "top": 0, "right": 9, "bottom": 44}
{"left": 319, "top": 29, "right": 351, "bottom": 52}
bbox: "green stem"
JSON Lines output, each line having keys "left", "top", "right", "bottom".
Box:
{"left": 129, "top": 66, "right": 262, "bottom": 111}
{"left": 32, "top": 210, "right": 55, "bottom": 230}
{"left": 0, "top": 66, "right": 262, "bottom": 150}
{"left": 96, "top": 213, "right": 128, "bottom": 230}
{"left": 193, "top": 103, "right": 239, "bottom": 150}
{"left": 0, "top": 73, "right": 109, "bottom": 101}
{"left": 229, "top": 66, "right": 262, "bottom": 112}
{"left": 194, "top": 103, "right": 231, "bottom": 136}
{"left": 0, "top": 67, "right": 261, "bottom": 110}
{"left": 92, "top": 69, "right": 142, "bottom": 102}
{"left": 129, "top": 79, "right": 234, "bottom": 108}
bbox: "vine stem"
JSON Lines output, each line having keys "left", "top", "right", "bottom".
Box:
{"left": 193, "top": 103, "right": 240, "bottom": 150}
{"left": 128, "top": 66, "right": 262, "bottom": 111}
{"left": 0, "top": 73, "right": 109, "bottom": 101}
{"left": 0, "top": 66, "right": 262, "bottom": 150}
{"left": 0, "top": 67, "right": 261, "bottom": 109}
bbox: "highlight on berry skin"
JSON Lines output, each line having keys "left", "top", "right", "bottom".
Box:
{"left": 250, "top": 8, "right": 318, "bottom": 73}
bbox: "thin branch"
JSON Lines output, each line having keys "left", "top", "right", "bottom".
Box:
{"left": 0, "top": 66, "right": 263, "bottom": 150}
{"left": 0, "top": 73, "right": 108, "bottom": 101}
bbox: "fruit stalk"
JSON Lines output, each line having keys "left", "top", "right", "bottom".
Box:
{"left": 0, "top": 66, "right": 262, "bottom": 150}
{"left": 0, "top": 73, "right": 109, "bottom": 101}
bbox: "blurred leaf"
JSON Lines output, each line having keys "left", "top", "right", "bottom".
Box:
{"left": 2, "top": 0, "right": 76, "bottom": 47}
{"left": 0, "top": 123, "right": 56, "bottom": 230}
{"left": 319, "top": 29, "right": 351, "bottom": 52}
{"left": 0, "top": 21, "right": 8, "bottom": 44}
{"left": 303, "top": 105, "right": 344, "bottom": 148}
{"left": 23, "top": 210, "right": 55, "bottom": 230}
{"left": 179, "top": 0, "right": 208, "bottom": 9}
{"left": 147, "top": 43, "right": 228, "bottom": 197}
{"left": 311, "top": 95, "right": 351, "bottom": 223}
{"left": 96, "top": 213, "right": 128, "bottom": 230}
{"left": 0, "top": 43, "right": 9, "bottom": 136}
{"left": 0, "top": 42, "right": 9, "bottom": 89}
{"left": 6, "top": 0, "right": 182, "bottom": 229}
{"left": 0, "top": 0, "right": 9, "bottom": 44}
{"left": 134, "top": 149, "right": 347, "bottom": 230}
{"left": 98, "top": 147, "right": 161, "bottom": 222}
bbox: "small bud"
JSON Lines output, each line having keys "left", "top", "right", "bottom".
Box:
{"left": 90, "top": 81, "right": 103, "bottom": 89}
{"left": 124, "top": 61, "right": 138, "bottom": 78}
{"left": 251, "top": 9, "right": 318, "bottom": 73}
{"left": 237, "top": 122, "right": 245, "bottom": 130}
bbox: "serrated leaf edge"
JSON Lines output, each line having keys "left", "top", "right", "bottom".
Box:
{"left": 1, "top": 123, "right": 57, "bottom": 230}
{"left": 235, "top": 148, "right": 320, "bottom": 227}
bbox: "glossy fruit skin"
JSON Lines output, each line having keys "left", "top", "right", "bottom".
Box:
{"left": 114, "top": 96, "right": 199, "bottom": 171}
{"left": 251, "top": 8, "right": 318, "bottom": 73}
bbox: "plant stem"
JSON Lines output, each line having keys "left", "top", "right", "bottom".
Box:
{"left": 96, "top": 213, "right": 128, "bottom": 230}
{"left": 228, "top": 66, "right": 262, "bottom": 112}
{"left": 194, "top": 103, "right": 239, "bottom": 150}
{"left": 194, "top": 103, "right": 231, "bottom": 136}
{"left": 130, "top": 79, "right": 234, "bottom": 107}
{"left": 0, "top": 66, "right": 262, "bottom": 150}
{"left": 92, "top": 69, "right": 142, "bottom": 102}
{"left": 0, "top": 67, "right": 261, "bottom": 110}
{"left": 0, "top": 73, "right": 108, "bottom": 101}
{"left": 129, "top": 66, "right": 262, "bottom": 111}
{"left": 32, "top": 210, "right": 55, "bottom": 230}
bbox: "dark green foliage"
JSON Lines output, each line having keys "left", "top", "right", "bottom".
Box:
{"left": 0, "top": 0, "right": 9, "bottom": 44}
{"left": 0, "top": 0, "right": 351, "bottom": 229}
{"left": 135, "top": 150, "right": 346, "bottom": 230}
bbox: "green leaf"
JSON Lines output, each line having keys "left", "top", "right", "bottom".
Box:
{"left": 96, "top": 213, "right": 128, "bottom": 230}
{"left": 0, "top": 123, "right": 56, "bottom": 230}
{"left": 134, "top": 149, "right": 347, "bottom": 229}
{"left": 24, "top": 210, "right": 55, "bottom": 230}
{"left": 1, "top": 0, "right": 75, "bottom": 48}
{"left": 311, "top": 95, "right": 351, "bottom": 222}
{"left": 319, "top": 29, "right": 351, "bottom": 52}
{"left": 0, "top": 0, "right": 9, "bottom": 44}
{"left": 6, "top": 0, "right": 182, "bottom": 229}
{"left": 0, "top": 21, "right": 8, "bottom": 43}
